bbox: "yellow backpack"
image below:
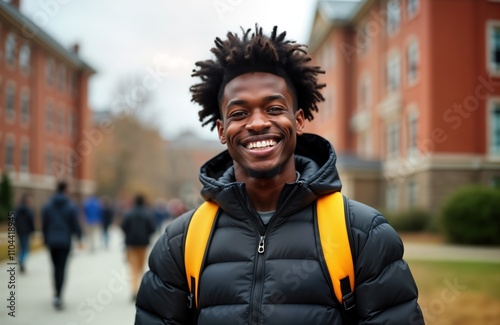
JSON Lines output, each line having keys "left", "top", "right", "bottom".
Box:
{"left": 184, "top": 192, "right": 356, "bottom": 314}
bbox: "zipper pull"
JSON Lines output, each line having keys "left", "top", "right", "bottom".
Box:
{"left": 258, "top": 235, "right": 265, "bottom": 254}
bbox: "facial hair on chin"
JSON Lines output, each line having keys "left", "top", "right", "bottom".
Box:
{"left": 247, "top": 165, "right": 281, "bottom": 179}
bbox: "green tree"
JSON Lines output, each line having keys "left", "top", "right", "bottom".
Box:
{"left": 0, "top": 172, "right": 14, "bottom": 222}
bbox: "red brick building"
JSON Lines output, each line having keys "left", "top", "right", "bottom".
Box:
{"left": 308, "top": 0, "right": 500, "bottom": 213}
{"left": 0, "top": 0, "right": 95, "bottom": 210}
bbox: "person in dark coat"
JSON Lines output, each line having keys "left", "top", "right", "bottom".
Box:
{"left": 120, "top": 194, "right": 156, "bottom": 301}
{"left": 135, "top": 26, "right": 424, "bottom": 324}
{"left": 14, "top": 193, "right": 35, "bottom": 273}
{"left": 42, "top": 181, "right": 82, "bottom": 310}
{"left": 100, "top": 196, "right": 115, "bottom": 249}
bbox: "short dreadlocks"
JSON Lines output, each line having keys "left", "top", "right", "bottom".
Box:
{"left": 190, "top": 25, "right": 326, "bottom": 131}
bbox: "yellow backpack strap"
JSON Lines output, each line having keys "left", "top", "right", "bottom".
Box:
{"left": 317, "top": 192, "right": 356, "bottom": 311}
{"left": 184, "top": 201, "right": 219, "bottom": 309}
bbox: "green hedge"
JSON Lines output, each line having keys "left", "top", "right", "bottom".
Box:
{"left": 383, "top": 209, "right": 432, "bottom": 232}
{"left": 440, "top": 186, "right": 500, "bottom": 245}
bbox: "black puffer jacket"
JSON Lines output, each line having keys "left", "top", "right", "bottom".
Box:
{"left": 135, "top": 134, "right": 424, "bottom": 325}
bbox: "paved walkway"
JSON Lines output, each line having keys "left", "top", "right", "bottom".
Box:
{"left": 404, "top": 242, "right": 500, "bottom": 263}
{"left": 1, "top": 226, "right": 499, "bottom": 325}
{"left": 0, "top": 226, "right": 158, "bottom": 325}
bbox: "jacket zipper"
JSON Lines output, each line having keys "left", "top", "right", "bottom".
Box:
{"left": 247, "top": 182, "right": 304, "bottom": 324}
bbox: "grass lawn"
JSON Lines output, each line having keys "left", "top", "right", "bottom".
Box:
{"left": 408, "top": 260, "right": 500, "bottom": 325}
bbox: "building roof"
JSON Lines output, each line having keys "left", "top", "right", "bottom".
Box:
{"left": 337, "top": 153, "right": 381, "bottom": 171}
{"left": 318, "top": 0, "right": 362, "bottom": 22}
{"left": 308, "top": 0, "right": 364, "bottom": 52}
{"left": 0, "top": 1, "right": 95, "bottom": 73}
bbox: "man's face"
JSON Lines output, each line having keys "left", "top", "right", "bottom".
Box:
{"left": 217, "top": 72, "right": 305, "bottom": 180}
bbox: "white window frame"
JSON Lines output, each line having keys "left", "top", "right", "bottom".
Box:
{"left": 386, "top": 120, "right": 400, "bottom": 160}
{"left": 407, "top": 106, "right": 419, "bottom": 159}
{"left": 487, "top": 20, "right": 500, "bottom": 76}
{"left": 387, "top": 0, "right": 401, "bottom": 36}
{"left": 407, "top": 0, "right": 419, "bottom": 19}
{"left": 5, "top": 33, "right": 16, "bottom": 67}
{"left": 406, "top": 179, "right": 418, "bottom": 208}
{"left": 488, "top": 97, "right": 500, "bottom": 158}
{"left": 386, "top": 182, "right": 399, "bottom": 211}
{"left": 5, "top": 135, "right": 15, "bottom": 171}
{"left": 58, "top": 64, "right": 66, "bottom": 92}
{"left": 5, "top": 83, "right": 15, "bottom": 123}
{"left": 406, "top": 39, "right": 419, "bottom": 86}
{"left": 19, "top": 43, "right": 30, "bottom": 74}
{"left": 387, "top": 51, "right": 401, "bottom": 94}
{"left": 321, "top": 44, "right": 334, "bottom": 70}
{"left": 57, "top": 107, "right": 65, "bottom": 135}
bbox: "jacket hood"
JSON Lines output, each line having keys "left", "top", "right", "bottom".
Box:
{"left": 199, "top": 133, "right": 342, "bottom": 218}
{"left": 51, "top": 193, "right": 71, "bottom": 207}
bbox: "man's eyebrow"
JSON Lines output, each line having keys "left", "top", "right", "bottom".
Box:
{"left": 227, "top": 95, "right": 288, "bottom": 108}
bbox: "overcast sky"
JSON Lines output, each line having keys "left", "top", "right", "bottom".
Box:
{"left": 20, "top": 0, "right": 320, "bottom": 140}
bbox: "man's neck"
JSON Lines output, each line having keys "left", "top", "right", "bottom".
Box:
{"left": 235, "top": 168, "right": 297, "bottom": 212}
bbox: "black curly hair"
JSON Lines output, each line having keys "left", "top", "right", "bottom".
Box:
{"left": 190, "top": 25, "right": 326, "bottom": 131}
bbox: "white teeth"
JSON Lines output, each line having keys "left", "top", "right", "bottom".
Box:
{"left": 246, "top": 140, "right": 277, "bottom": 150}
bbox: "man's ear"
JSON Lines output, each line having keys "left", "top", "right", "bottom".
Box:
{"left": 295, "top": 109, "right": 305, "bottom": 136}
{"left": 216, "top": 120, "right": 226, "bottom": 144}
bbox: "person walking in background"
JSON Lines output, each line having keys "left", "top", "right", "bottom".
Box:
{"left": 42, "top": 181, "right": 82, "bottom": 310}
{"left": 14, "top": 193, "right": 35, "bottom": 274}
{"left": 101, "top": 196, "right": 115, "bottom": 249}
{"left": 152, "top": 198, "right": 170, "bottom": 234}
{"left": 120, "top": 194, "right": 156, "bottom": 301}
{"left": 82, "top": 195, "right": 102, "bottom": 252}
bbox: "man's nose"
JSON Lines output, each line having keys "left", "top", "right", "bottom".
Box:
{"left": 245, "top": 110, "right": 271, "bottom": 132}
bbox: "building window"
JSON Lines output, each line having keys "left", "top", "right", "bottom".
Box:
{"left": 5, "top": 33, "right": 16, "bottom": 66}
{"left": 46, "top": 58, "right": 56, "bottom": 86}
{"left": 490, "top": 102, "right": 500, "bottom": 156}
{"left": 20, "top": 141, "right": 29, "bottom": 172}
{"left": 5, "top": 84, "right": 15, "bottom": 122}
{"left": 45, "top": 148, "right": 53, "bottom": 175}
{"left": 407, "top": 0, "right": 419, "bottom": 19}
{"left": 408, "top": 111, "right": 418, "bottom": 158}
{"left": 407, "top": 180, "right": 418, "bottom": 208}
{"left": 58, "top": 109, "right": 65, "bottom": 135}
{"left": 46, "top": 102, "right": 53, "bottom": 131}
{"left": 5, "top": 137, "right": 15, "bottom": 171}
{"left": 20, "top": 92, "right": 30, "bottom": 125}
{"left": 488, "top": 22, "right": 500, "bottom": 74}
{"left": 58, "top": 65, "right": 66, "bottom": 92}
{"left": 387, "top": 0, "right": 400, "bottom": 36}
{"left": 387, "top": 54, "right": 401, "bottom": 93}
{"left": 386, "top": 122, "right": 400, "bottom": 160}
{"left": 386, "top": 183, "right": 399, "bottom": 211}
{"left": 19, "top": 44, "right": 31, "bottom": 73}
{"left": 407, "top": 41, "right": 419, "bottom": 85}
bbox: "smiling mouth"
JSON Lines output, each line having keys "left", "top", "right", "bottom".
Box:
{"left": 245, "top": 139, "right": 278, "bottom": 150}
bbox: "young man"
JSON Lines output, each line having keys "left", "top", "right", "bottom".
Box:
{"left": 135, "top": 26, "right": 424, "bottom": 324}
{"left": 42, "top": 181, "right": 82, "bottom": 310}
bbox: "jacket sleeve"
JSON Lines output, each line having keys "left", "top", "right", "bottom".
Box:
{"left": 135, "top": 213, "right": 193, "bottom": 325}
{"left": 350, "top": 203, "right": 424, "bottom": 325}
{"left": 70, "top": 205, "right": 82, "bottom": 241}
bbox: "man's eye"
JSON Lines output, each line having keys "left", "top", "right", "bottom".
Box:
{"left": 268, "top": 106, "right": 285, "bottom": 113}
{"left": 229, "top": 111, "right": 246, "bottom": 118}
